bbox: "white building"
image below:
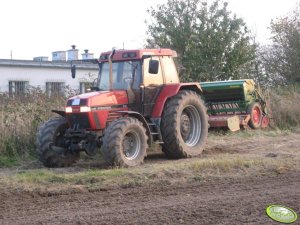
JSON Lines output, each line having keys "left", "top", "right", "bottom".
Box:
{"left": 0, "top": 46, "right": 98, "bottom": 97}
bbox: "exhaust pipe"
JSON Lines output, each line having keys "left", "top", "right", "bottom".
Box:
{"left": 108, "top": 48, "right": 116, "bottom": 90}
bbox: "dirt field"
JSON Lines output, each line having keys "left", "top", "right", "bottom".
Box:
{"left": 0, "top": 129, "right": 299, "bottom": 225}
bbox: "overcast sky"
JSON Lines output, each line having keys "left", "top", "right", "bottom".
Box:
{"left": 0, "top": 0, "right": 299, "bottom": 60}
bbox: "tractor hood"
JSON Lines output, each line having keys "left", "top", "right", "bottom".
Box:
{"left": 67, "top": 90, "right": 128, "bottom": 108}
{"left": 65, "top": 90, "right": 129, "bottom": 130}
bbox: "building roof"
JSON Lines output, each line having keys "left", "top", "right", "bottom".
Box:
{"left": 0, "top": 59, "right": 98, "bottom": 70}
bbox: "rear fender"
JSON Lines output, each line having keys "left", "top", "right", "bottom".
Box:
{"left": 151, "top": 83, "right": 202, "bottom": 117}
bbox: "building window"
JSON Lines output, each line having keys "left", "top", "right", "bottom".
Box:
{"left": 79, "top": 82, "right": 93, "bottom": 94}
{"left": 9, "top": 81, "right": 29, "bottom": 97}
{"left": 46, "top": 82, "right": 65, "bottom": 97}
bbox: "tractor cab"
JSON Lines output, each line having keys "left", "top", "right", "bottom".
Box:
{"left": 69, "top": 49, "right": 179, "bottom": 119}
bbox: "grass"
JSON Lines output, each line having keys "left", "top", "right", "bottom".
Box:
{"left": 1, "top": 150, "right": 297, "bottom": 195}
{"left": 207, "top": 127, "right": 292, "bottom": 144}
{"left": 0, "top": 156, "right": 19, "bottom": 167}
{"left": 13, "top": 168, "right": 126, "bottom": 185}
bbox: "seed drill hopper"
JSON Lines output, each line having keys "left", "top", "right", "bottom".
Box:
{"left": 200, "top": 79, "right": 269, "bottom": 131}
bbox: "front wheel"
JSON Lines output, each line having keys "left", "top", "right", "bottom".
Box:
{"left": 102, "top": 117, "right": 148, "bottom": 167}
{"left": 161, "top": 90, "right": 208, "bottom": 158}
{"left": 36, "top": 117, "right": 79, "bottom": 167}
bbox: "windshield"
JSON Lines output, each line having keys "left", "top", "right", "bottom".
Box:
{"left": 98, "top": 61, "right": 141, "bottom": 90}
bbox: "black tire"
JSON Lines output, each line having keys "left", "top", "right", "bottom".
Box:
{"left": 161, "top": 90, "right": 208, "bottom": 158}
{"left": 36, "top": 117, "right": 79, "bottom": 167}
{"left": 247, "top": 102, "right": 262, "bottom": 129}
{"left": 102, "top": 117, "right": 148, "bottom": 167}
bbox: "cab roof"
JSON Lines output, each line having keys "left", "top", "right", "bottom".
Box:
{"left": 99, "top": 48, "right": 177, "bottom": 62}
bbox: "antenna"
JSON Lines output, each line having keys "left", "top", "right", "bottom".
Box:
{"left": 10, "top": 50, "right": 13, "bottom": 60}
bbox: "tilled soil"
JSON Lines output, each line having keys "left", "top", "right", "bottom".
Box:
{"left": 0, "top": 172, "right": 299, "bottom": 225}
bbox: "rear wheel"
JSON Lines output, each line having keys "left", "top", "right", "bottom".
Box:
{"left": 247, "top": 102, "right": 263, "bottom": 129}
{"left": 161, "top": 90, "right": 208, "bottom": 158}
{"left": 102, "top": 117, "right": 148, "bottom": 167}
{"left": 36, "top": 117, "right": 79, "bottom": 167}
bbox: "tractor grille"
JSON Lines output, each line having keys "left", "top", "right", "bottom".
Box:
{"left": 67, "top": 113, "right": 90, "bottom": 129}
{"left": 106, "top": 111, "right": 123, "bottom": 125}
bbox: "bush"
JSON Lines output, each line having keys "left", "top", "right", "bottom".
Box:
{"left": 0, "top": 87, "right": 67, "bottom": 166}
{"left": 268, "top": 85, "right": 300, "bottom": 129}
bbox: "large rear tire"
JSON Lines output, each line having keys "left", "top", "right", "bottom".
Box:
{"left": 36, "top": 117, "right": 79, "bottom": 167}
{"left": 247, "top": 102, "right": 262, "bottom": 129}
{"left": 102, "top": 117, "right": 148, "bottom": 167}
{"left": 161, "top": 90, "right": 208, "bottom": 158}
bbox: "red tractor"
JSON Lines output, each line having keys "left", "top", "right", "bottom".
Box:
{"left": 36, "top": 49, "right": 208, "bottom": 167}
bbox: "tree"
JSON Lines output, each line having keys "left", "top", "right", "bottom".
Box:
{"left": 265, "top": 5, "right": 300, "bottom": 84}
{"left": 146, "top": 0, "right": 256, "bottom": 81}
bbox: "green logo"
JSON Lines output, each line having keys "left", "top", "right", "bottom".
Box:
{"left": 266, "top": 205, "right": 298, "bottom": 224}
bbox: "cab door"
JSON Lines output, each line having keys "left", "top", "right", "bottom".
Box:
{"left": 142, "top": 56, "right": 165, "bottom": 116}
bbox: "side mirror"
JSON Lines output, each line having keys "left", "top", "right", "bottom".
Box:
{"left": 179, "top": 65, "right": 186, "bottom": 76}
{"left": 148, "top": 59, "right": 159, "bottom": 74}
{"left": 71, "top": 65, "right": 76, "bottom": 79}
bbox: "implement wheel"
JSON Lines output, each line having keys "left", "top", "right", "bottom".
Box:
{"left": 261, "top": 116, "right": 270, "bottom": 128}
{"left": 161, "top": 90, "right": 208, "bottom": 158}
{"left": 36, "top": 117, "right": 79, "bottom": 167}
{"left": 247, "top": 102, "right": 263, "bottom": 129}
{"left": 102, "top": 117, "right": 148, "bottom": 167}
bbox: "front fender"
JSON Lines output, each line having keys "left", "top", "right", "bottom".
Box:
{"left": 52, "top": 110, "right": 66, "bottom": 117}
{"left": 117, "top": 111, "right": 153, "bottom": 146}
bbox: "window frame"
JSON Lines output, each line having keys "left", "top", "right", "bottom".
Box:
{"left": 8, "top": 80, "right": 29, "bottom": 97}
{"left": 45, "top": 81, "right": 65, "bottom": 97}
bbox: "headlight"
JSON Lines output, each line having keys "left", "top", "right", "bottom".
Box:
{"left": 80, "top": 106, "right": 91, "bottom": 112}
{"left": 65, "top": 107, "right": 72, "bottom": 113}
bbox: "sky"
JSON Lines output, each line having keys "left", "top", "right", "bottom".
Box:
{"left": 0, "top": 0, "right": 299, "bottom": 60}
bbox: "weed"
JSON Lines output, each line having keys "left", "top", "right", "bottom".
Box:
{"left": 192, "top": 176, "right": 203, "bottom": 182}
